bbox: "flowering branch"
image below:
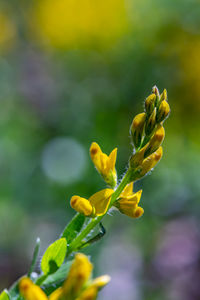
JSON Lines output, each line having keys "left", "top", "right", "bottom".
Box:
{"left": 1, "top": 86, "right": 170, "bottom": 300}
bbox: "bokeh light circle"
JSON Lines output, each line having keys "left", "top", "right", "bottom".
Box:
{"left": 42, "top": 137, "right": 87, "bottom": 184}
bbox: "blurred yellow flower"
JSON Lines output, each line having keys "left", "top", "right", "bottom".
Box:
{"left": 20, "top": 254, "right": 110, "bottom": 300}
{"left": 71, "top": 188, "right": 114, "bottom": 217}
{"left": 19, "top": 278, "right": 48, "bottom": 300}
{"left": 62, "top": 253, "right": 93, "bottom": 298}
{"left": 90, "top": 142, "right": 117, "bottom": 187}
{"left": 32, "top": 0, "right": 129, "bottom": 49}
{"left": 115, "top": 182, "right": 144, "bottom": 218}
{"left": 49, "top": 253, "right": 110, "bottom": 300}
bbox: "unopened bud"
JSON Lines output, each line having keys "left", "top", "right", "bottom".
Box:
{"left": 132, "top": 147, "right": 163, "bottom": 180}
{"left": 152, "top": 85, "right": 160, "bottom": 106}
{"left": 144, "top": 125, "right": 165, "bottom": 157}
{"left": 129, "top": 145, "right": 147, "bottom": 168}
{"left": 156, "top": 100, "right": 170, "bottom": 123}
{"left": 70, "top": 196, "right": 94, "bottom": 217}
{"left": 145, "top": 94, "right": 156, "bottom": 115}
{"left": 130, "top": 113, "right": 146, "bottom": 148}
{"left": 160, "top": 89, "right": 167, "bottom": 102}
{"left": 145, "top": 108, "right": 156, "bottom": 136}
{"left": 152, "top": 85, "right": 160, "bottom": 96}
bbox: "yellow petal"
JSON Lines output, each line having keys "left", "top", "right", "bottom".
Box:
{"left": 118, "top": 204, "right": 144, "bottom": 218}
{"left": 120, "top": 182, "right": 134, "bottom": 197}
{"left": 63, "top": 253, "right": 93, "bottom": 297}
{"left": 90, "top": 142, "right": 102, "bottom": 171}
{"left": 133, "top": 206, "right": 144, "bottom": 218}
{"left": 91, "top": 275, "right": 111, "bottom": 289}
{"left": 115, "top": 190, "right": 143, "bottom": 218}
{"left": 128, "top": 190, "right": 142, "bottom": 204}
{"left": 49, "top": 288, "right": 63, "bottom": 300}
{"left": 19, "top": 278, "right": 48, "bottom": 300}
{"left": 144, "top": 125, "right": 165, "bottom": 157}
{"left": 100, "top": 152, "right": 109, "bottom": 175}
{"left": 108, "top": 148, "right": 117, "bottom": 171}
{"left": 76, "top": 286, "right": 97, "bottom": 300}
{"left": 70, "top": 196, "right": 93, "bottom": 216}
{"left": 140, "top": 146, "right": 163, "bottom": 177}
{"left": 89, "top": 189, "right": 114, "bottom": 216}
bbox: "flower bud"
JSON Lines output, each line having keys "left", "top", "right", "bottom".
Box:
{"left": 156, "top": 100, "right": 170, "bottom": 123}
{"left": 130, "top": 113, "right": 146, "bottom": 148}
{"left": 160, "top": 89, "right": 167, "bottom": 102}
{"left": 152, "top": 85, "right": 160, "bottom": 106}
{"left": 133, "top": 147, "right": 163, "bottom": 180}
{"left": 152, "top": 85, "right": 160, "bottom": 96}
{"left": 144, "top": 125, "right": 165, "bottom": 157}
{"left": 70, "top": 196, "right": 93, "bottom": 216}
{"left": 145, "top": 94, "right": 156, "bottom": 115}
{"left": 145, "top": 108, "right": 156, "bottom": 136}
{"left": 129, "top": 145, "right": 147, "bottom": 169}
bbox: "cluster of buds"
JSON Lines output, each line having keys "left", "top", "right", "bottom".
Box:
{"left": 19, "top": 253, "right": 110, "bottom": 300}
{"left": 130, "top": 86, "right": 170, "bottom": 180}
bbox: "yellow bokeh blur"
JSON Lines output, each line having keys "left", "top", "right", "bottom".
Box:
{"left": 32, "top": 0, "right": 130, "bottom": 49}
{"left": 0, "top": 11, "right": 16, "bottom": 51}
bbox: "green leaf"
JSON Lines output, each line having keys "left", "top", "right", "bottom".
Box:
{"left": 0, "top": 290, "right": 10, "bottom": 300}
{"left": 42, "top": 260, "right": 72, "bottom": 286}
{"left": 41, "top": 261, "right": 72, "bottom": 295}
{"left": 28, "top": 237, "right": 40, "bottom": 277}
{"left": 61, "top": 213, "right": 85, "bottom": 244}
{"left": 41, "top": 238, "right": 67, "bottom": 275}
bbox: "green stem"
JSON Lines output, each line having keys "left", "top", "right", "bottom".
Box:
{"left": 68, "top": 216, "right": 103, "bottom": 254}
{"left": 68, "top": 169, "right": 132, "bottom": 254}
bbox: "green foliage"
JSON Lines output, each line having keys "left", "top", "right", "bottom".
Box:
{"left": 61, "top": 213, "right": 85, "bottom": 244}
{"left": 42, "top": 261, "right": 72, "bottom": 294}
{"left": 0, "top": 291, "right": 10, "bottom": 300}
{"left": 41, "top": 238, "right": 67, "bottom": 275}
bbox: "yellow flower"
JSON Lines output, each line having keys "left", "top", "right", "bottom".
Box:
{"left": 71, "top": 189, "right": 114, "bottom": 217}
{"left": 62, "top": 253, "right": 93, "bottom": 298}
{"left": 114, "top": 183, "right": 144, "bottom": 218}
{"left": 49, "top": 253, "right": 110, "bottom": 300}
{"left": 32, "top": 0, "right": 129, "bottom": 50}
{"left": 90, "top": 142, "right": 117, "bottom": 187}
{"left": 19, "top": 278, "right": 48, "bottom": 300}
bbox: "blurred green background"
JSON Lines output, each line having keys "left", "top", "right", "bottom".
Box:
{"left": 0, "top": 0, "right": 200, "bottom": 299}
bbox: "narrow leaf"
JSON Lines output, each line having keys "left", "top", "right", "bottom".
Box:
{"left": 61, "top": 213, "right": 85, "bottom": 244}
{"left": 28, "top": 237, "right": 40, "bottom": 277}
{"left": 41, "top": 238, "right": 67, "bottom": 275}
{"left": 42, "top": 260, "right": 72, "bottom": 287}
